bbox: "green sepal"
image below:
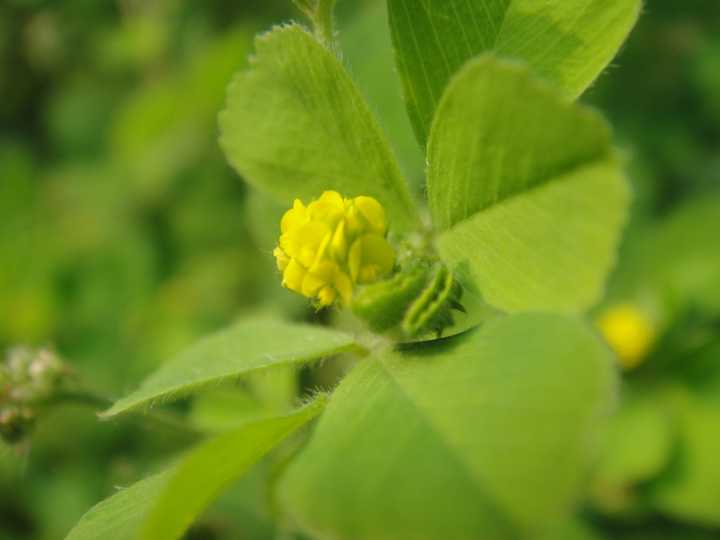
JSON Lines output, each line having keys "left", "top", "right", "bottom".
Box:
{"left": 351, "top": 260, "right": 465, "bottom": 339}
{"left": 402, "top": 265, "right": 463, "bottom": 338}
{"left": 351, "top": 262, "right": 430, "bottom": 333}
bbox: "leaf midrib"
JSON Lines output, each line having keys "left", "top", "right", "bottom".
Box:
{"left": 376, "top": 356, "right": 520, "bottom": 536}
{"left": 440, "top": 149, "right": 614, "bottom": 233}
{"left": 103, "top": 341, "right": 359, "bottom": 417}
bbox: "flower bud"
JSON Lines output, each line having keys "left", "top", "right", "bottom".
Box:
{"left": 401, "top": 265, "right": 464, "bottom": 338}
{"left": 0, "top": 406, "right": 34, "bottom": 444}
{"left": 596, "top": 304, "right": 656, "bottom": 370}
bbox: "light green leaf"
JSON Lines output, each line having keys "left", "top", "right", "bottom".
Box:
{"left": 103, "top": 317, "right": 359, "bottom": 417}
{"left": 387, "top": 0, "right": 641, "bottom": 144}
{"left": 219, "top": 25, "right": 420, "bottom": 232}
{"left": 280, "top": 313, "right": 615, "bottom": 540}
{"left": 591, "top": 389, "right": 673, "bottom": 513}
{"left": 141, "top": 398, "right": 326, "bottom": 539}
{"left": 596, "top": 392, "right": 673, "bottom": 487}
{"left": 432, "top": 58, "right": 629, "bottom": 313}
{"left": 66, "top": 400, "right": 325, "bottom": 540}
{"left": 611, "top": 193, "right": 720, "bottom": 315}
{"left": 428, "top": 56, "right": 612, "bottom": 230}
{"left": 64, "top": 473, "right": 170, "bottom": 540}
{"left": 650, "top": 391, "right": 720, "bottom": 527}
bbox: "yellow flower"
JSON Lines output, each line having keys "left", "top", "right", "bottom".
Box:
{"left": 596, "top": 304, "right": 656, "bottom": 370}
{"left": 274, "top": 191, "right": 395, "bottom": 307}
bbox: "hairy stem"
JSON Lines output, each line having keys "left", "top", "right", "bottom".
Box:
{"left": 51, "top": 390, "right": 203, "bottom": 442}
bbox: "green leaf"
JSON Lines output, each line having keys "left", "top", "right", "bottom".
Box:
{"left": 432, "top": 58, "right": 629, "bottom": 313}
{"left": 279, "top": 313, "right": 615, "bottom": 540}
{"left": 611, "top": 193, "right": 720, "bottom": 315}
{"left": 66, "top": 400, "right": 325, "bottom": 540}
{"left": 539, "top": 519, "right": 605, "bottom": 540}
{"left": 102, "top": 317, "right": 359, "bottom": 417}
{"left": 650, "top": 391, "right": 720, "bottom": 527}
{"left": 387, "top": 0, "right": 641, "bottom": 144}
{"left": 219, "top": 25, "right": 420, "bottom": 232}
{"left": 596, "top": 392, "right": 673, "bottom": 486}
{"left": 591, "top": 389, "right": 674, "bottom": 513}
{"left": 428, "top": 56, "right": 612, "bottom": 229}
{"left": 64, "top": 473, "right": 170, "bottom": 540}
{"left": 140, "top": 399, "right": 326, "bottom": 539}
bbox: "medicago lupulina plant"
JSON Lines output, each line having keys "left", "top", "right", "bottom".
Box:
{"left": 64, "top": 1, "right": 644, "bottom": 539}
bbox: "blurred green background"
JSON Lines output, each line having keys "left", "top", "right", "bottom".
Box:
{"left": 1, "top": 0, "right": 719, "bottom": 539}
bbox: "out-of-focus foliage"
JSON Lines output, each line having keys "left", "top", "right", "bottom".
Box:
{"left": 0, "top": 2, "right": 302, "bottom": 539}
{"left": 1, "top": 0, "right": 719, "bottom": 539}
{"left": 585, "top": 1, "right": 720, "bottom": 536}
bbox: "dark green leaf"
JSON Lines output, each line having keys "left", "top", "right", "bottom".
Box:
{"left": 388, "top": 0, "right": 642, "bottom": 144}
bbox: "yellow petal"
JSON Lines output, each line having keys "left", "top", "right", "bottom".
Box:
{"left": 296, "top": 221, "right": 332, "bottom": 268}
{"left": 281, "top": 199, "right": 308, "bottom": 234}
{"left": 353, "top": 196, "right": 386, "bottom": 235}
{"left": 306, "top": 260, "right": 342, "bottom": 305}
{"left": 282, "top": 259, "right": 306, "bottom": 294}
{"left": 308, "top": 191, "right": 345, "bottom": 225}
{"left": 273, "top": 246, "right": 290, "bottom": 271}
{"left": 319, "top": 191, "right": 344, "bottom": 209}
{"left": 317, "top": 286, "right": 337, "bottom": 307}
{"left": 334, "top": 270, "right": 353, "bottom": 305}
{"left": 329, "top": 220, "right": 348, "bottom": 261}
{"left": 348, "top": 234, "right": 395, "bottom": 284}
{"left": 348, "top": 237, "right": 362, "bottom": 283}
{"left": 308, "top": 259, "right": 337, "bottom": 281}
{"left": 281, "top": 225, "right": 311, "bottom": 260}
{"left": 344, "top": 205, "right": 363, "bottom": 239}
{"left": 301, "top": 271, "right": 325, "bottom": 297}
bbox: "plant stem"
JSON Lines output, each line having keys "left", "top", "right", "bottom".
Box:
{"left": 314, "top": 0, "right": 337, "bottom": 50}
{"left": 51, "top": 390, "right": 203, "bottom": 442}
{"left": 292, "top": 0, "right": 338, "bottom": 51}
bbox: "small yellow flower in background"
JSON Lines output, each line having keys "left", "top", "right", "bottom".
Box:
{"left": 597, "top": 304, "right": 656, "bottom": 370}
{"left": 274, "top": 191, "right": 395, "bottom": 307}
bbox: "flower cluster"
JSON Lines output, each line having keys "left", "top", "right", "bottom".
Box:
{"left": 0, "top": 346, "right": 67, "bottom": 443}
{"left": 274, "top": 191, "right": 395, "bottom": 307}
